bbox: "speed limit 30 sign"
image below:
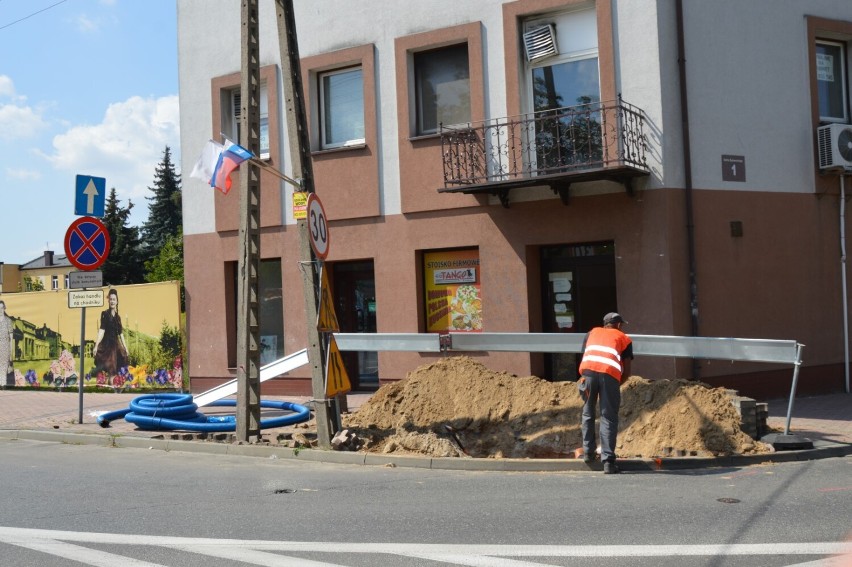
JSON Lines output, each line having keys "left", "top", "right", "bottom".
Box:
{"left": 306, "top": 193, "right": 330, "bottom": 260}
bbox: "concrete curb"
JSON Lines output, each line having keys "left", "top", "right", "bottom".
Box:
{"left": 1, "top": 429, "right": 850, "bottom": 472}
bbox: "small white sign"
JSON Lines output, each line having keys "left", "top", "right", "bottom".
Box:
{"left": 434, "top": 268, "right": 476, "bottom": 285}
{"left": 69, "top": 270, "right": 103, "bottom": 289}
{"left": 68, "top": 290, "right": 104, "bottom": 309}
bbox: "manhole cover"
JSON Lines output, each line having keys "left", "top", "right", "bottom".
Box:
{"left": 717, "top": 497, "right": 741, "bottom": 504}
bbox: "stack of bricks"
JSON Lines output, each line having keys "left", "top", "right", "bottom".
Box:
{"left": 726, "top": 390, "right": 765, "bottom": 440}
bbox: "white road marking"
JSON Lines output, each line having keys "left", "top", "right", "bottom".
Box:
{"left": 1, "top": 527, "right": 851, "bottom": 566}
{"left": 5, "top": 538, "right": 167, "bottom": 567}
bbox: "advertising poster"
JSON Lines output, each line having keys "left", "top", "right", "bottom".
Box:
{"left": 423, "top": 248, "right": 482, "bottom": 332}
{"left": 0, "top": 281, "right": 182, "bottom": 391}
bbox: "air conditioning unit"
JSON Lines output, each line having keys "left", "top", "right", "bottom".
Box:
{"left": 817, "top": 123, "right": 852, "bottom": 171}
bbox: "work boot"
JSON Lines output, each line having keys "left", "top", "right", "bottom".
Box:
{"left": 603, "top": 461, "right": 620, "bottom": 475}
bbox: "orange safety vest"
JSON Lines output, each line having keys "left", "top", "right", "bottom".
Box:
{"left": 578, "top": 327, "right": 632, "bottom": 382}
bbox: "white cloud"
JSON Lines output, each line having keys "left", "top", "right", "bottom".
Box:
{"left": 47, "top": 95, "right": 180, "bottom": 206}
{"left": 0, "top": 75, "right": 15, "bottom": 98}
{"left": 0, "top": 103, "right": 47, "bottom": 141}
{"left": 5, "top": 168, "right": 41, "bottom": 181}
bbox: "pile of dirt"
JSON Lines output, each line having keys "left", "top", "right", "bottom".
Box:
{"left": 342, "top": 356, "right": 770, "bottom": 459}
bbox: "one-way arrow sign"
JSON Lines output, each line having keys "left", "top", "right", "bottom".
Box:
{"left": 74, "top": 175, "right": 106, "bottom": 218}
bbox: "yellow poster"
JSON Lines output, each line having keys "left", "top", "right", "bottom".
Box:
{"left": 293, "top": 191, "right": 308, "bottom": 220}
{"left": 423, "top": 248, "right": 482, "bottom": 332}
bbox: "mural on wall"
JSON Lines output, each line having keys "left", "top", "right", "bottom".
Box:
{"left": 0, "top": 281, "right": 183, "bottom": 391}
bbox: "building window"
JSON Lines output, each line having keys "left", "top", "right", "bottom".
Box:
{"left": 319, "top": 67, "right": 365, "bottom": 149}
{"left": 227, "top": 259, "right": 283, "bottom": 367}
{"left": 816, "top": 39, "right": 849, "bottom": 123}
{"left": 423, "top": 248, "right": 481, "bottom": 332}
{"left": 64, "top": 274, "right": 69, "bottom": 289}
{"left": 51, "top": 275, "right": 58, "bottom": 290}
{"left": 224, "top": 84, "right": 270, "bottom": 159}
{"left": 414, "top": 43, "right": 470, "bottom": 135}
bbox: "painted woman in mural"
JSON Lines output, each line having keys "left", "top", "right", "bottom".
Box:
{"left": 0, "top": 300, "right": 13, "bottom": 386}
{"left": 93, "top": 289, "right": 129, "bottom": 379}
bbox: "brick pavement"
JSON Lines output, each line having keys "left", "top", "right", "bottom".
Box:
{"left": 0, "top": 388, "right": 849, "bottom": 445}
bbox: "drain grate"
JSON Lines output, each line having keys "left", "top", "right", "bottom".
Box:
{"left": 717, "top": 497, "right": 741, "bottom": 504}
{"left": 274, "top": 489, "right": 296, "bottom": 494}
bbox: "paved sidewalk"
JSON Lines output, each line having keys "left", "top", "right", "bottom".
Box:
{"left": 0, "top": 388, "right": 849, "bottom": 472}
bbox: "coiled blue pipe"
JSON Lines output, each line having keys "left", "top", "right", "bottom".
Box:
{"left": 97, "top": 393, "right": 310, "bottom": 432}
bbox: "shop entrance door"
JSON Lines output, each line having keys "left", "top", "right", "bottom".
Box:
{"left": 331, "top": 260, "right": 378, "bottom": 391}
{"left": 541, "top": 242, "right": 617, "bottom": 381}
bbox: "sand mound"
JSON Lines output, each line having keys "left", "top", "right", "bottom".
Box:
{"left": 342, "top": 356, "right": 769, "bottom": 459}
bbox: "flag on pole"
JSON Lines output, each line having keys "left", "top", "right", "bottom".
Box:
{"left": 189, "top": 139, "right": 254, "bottom": 195}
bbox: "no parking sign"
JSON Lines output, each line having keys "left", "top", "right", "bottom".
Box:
{"left": 64, "top": 216, "right": 110, "bottom": 271}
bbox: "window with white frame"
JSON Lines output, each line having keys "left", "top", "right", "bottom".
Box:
{"left": 224, "top": 84, "right": 270, "bottom": 158}
{"left": 414, "top": 43, "right": 470, "bottom": 135}
{"left": 319, "top": 66, "right": 365, "bottom": 149}
{"left": 525, "top": 8, "right": 600, "bottom": 113}
{"left": 816, "top": 39, "right": 849, "bottom": 123}
{"left": 51, "top": 275, "right": 58, "bottom": 290}
{"left": 64, "top": 274, "right": 69, "bottom": 289}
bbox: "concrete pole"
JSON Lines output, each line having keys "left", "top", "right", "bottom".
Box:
{"left": 235, "top": 0, "right": 262, "bottom": 443}
{"left": 275, "top": 0, "right": 333, "bottom": 448}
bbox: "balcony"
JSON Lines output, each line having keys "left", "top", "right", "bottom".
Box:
{"left": 439, "top": 97, "right": 650, "bottom": 207}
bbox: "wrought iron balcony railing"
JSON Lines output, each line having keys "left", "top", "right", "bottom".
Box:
{"left": 440, "top": 97, "right": 649, "bottom": 206}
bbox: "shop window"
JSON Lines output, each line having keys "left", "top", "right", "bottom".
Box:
{"left": 223, "top": 85, "right": 270, "bottom": 159}
{"left": 423, "top": 248, "right": 481, "bottom": 332}
{"left": 816, "top": 39, "right": 849, "bottom": 123}
{"left": 414, "top": 43, "right": 470, "bottom": 135}
{"left": 319, "top": 66, "right": 365, "bottom": 149}
{"left": 227, "top": 259, "right": 283, "bottom": 367}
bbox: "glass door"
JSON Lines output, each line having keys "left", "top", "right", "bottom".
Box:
{"left": 331, "top": 260, "right": 377, "bottom": 390}
{"left": 541, "top": 242, "right": 616, "bottom": 381}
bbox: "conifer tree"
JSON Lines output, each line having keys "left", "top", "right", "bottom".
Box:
{"left": 141, "top": 146, "right": 182, "bottom": 259}
{"left": 101, "top": 188, "right": 144, "bottom": 285}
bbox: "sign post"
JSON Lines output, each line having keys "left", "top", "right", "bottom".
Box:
{"left": 66, "top": 197, "right": 109, "bottom": 424}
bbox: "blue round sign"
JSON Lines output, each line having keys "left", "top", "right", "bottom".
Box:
{"left": 64, "top": 216, "right": 110, "bottom": 271}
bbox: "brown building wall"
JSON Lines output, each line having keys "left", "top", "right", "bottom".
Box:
{"left": 186, "top": 184, "right": 846, "bottom": 399}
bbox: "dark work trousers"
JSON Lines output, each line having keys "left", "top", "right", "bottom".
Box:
{"left": 581, "top": 370, "right": 622, "bottom": 463}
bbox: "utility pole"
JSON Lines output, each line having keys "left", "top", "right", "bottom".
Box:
{"left": 275, "top": 0, "right": 333, "bottom": 448}
{"left": 235, "top": 0, "right": 262, "bottom": 443}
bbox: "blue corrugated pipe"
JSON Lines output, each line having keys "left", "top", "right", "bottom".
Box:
{"left": 97, "top": 393, "right": 310, "bottom": 432}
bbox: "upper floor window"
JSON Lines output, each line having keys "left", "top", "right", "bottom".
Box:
{"left": 224, "top": 84, "right": 270, "bottom": 159}
{"left": 64, "top": 274, "right": 69, "bottom": 289}
{"left": 816, "top": 39, "right": 849, "bottom": 123}
{"left": 51, "top": 275, "right": 58, "bottom": 290}
{"left": 525, "top": 8, "right": 600, "bottom": 113}
{"left": 414, "top": 43, "right": 470, "bottom": 135}
{"left": 319, "top": 66, "right": 365, "bottom": 149}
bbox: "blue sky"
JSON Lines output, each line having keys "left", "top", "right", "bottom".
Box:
{"left": 0, "top": 0, "right": 179, "bottom": 264}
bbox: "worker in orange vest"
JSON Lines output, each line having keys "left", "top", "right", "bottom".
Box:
{"left": 577, "top": 312, "right": 634, "bottom": 474}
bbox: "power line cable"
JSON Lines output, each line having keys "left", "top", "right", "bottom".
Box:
{"left": 0, "top": 0, "right": 69, "bottom": 32}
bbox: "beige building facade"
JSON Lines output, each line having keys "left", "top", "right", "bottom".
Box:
{"left": 178, "top": 1, "right": 852, "bottom": 399}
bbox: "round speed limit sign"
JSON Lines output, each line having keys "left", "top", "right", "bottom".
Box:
{"left": 306, "top": 193, "right": 330, "bottom": 260}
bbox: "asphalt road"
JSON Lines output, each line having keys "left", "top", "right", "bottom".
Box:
{"left": 1, "top": 438, "right": 850, "bottom": 566}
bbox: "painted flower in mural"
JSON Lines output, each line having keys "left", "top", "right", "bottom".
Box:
{"left": 24, "top": 369, "right": 38, "bottom": 386}
{"left": 96, "top": 371, "right": 108, "bottom": 386}
{"left": 128, "top": 365, "right": 148, "bottom": 387}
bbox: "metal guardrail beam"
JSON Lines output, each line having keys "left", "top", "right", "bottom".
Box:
{"left": 446, "top": 333, "right": 801, "bottom": 365}
{"left": 334, "top": 333, "right": 442, "bottom": 353}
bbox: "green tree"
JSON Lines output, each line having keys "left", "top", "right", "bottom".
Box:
{"left": 145, "top": 230, "right": 185, "bottom": 309}
{"left": 101, "top": 187, "right": 144, "bottom": 285}
{"left": 141, "top": 146, "right": 182, "bottom": 260}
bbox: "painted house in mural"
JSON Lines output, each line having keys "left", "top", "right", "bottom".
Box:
{"left": 177, "top": 0, "right": 852, "bottom": 399}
